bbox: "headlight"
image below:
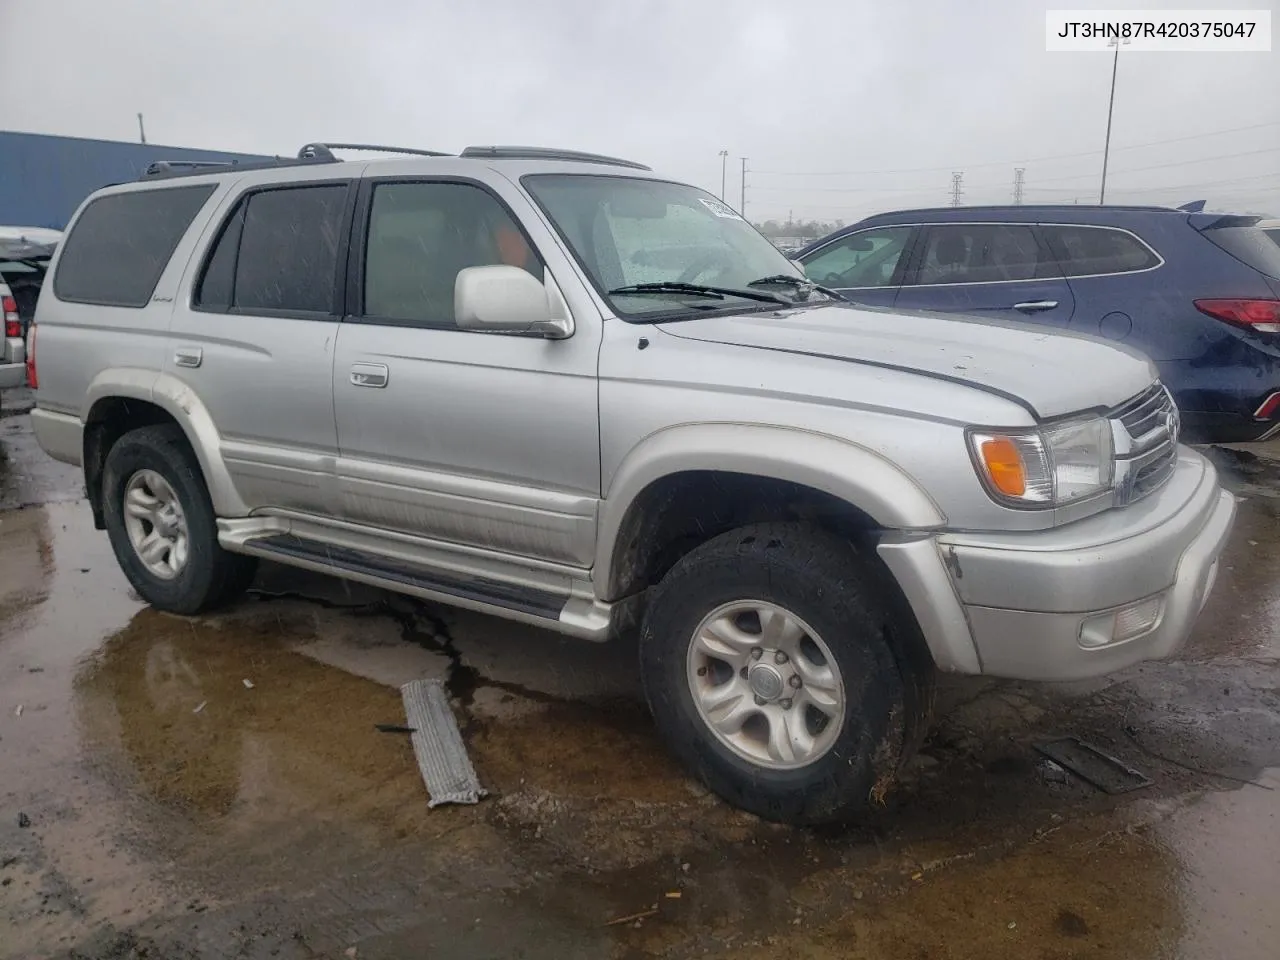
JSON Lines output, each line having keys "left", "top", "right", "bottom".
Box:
{"left": 968, "top": 417, "right": 1114, "bottom": 508}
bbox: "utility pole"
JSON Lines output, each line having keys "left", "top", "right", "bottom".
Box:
{"left": 1100, "top": 37, "right": 1129, "bottom": 204}
{"left": 137, "top": 113, "right": 147, "bottom": 145}
{"left": 740, "top": 157, "right": 749, "bottom": 218}
{"left": 718, "top": 150, "right": 729, "bottom": 201}
{"left": 950, "top": 171, "right": 964, "bottom": 207}
{"left": 1013, "top": 167, "right": 1025, "bottom": 205}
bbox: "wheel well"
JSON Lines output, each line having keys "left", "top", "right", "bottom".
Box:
{"left": 83, "top": 398, "right": 183, "bottom": 529}
{"left": 608, "top": 471, "right": 937, "bottom": 719}
{"left": 607, "top": 471, "right": 881, "bottom": 603}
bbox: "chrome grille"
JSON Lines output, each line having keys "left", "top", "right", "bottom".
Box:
{"left": 1111, "top": 383, "right": 1179, "bottom": 505}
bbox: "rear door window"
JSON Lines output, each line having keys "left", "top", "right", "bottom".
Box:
{"left": 195, "top": 183, "right": 348, "bottom": 315}
{"left": 233, "top": 185, "right": 348, "bottom": 313}
{"left": 911, "top": 224, "right": 1045, "bottom": 285}
{"left": 54, "top": 185, "right": 215, "bottom": 307}
{"left": 1040, "top": 224, "right": 1161, "bottom": 278}
{"left": 799, "top": 226, "right": 913, "bottom": 288}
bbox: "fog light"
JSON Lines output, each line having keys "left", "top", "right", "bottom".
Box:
{"left": 1079, "top": 597, "right": 1163, "bottom": 649}
{"left": 1113, "top": 598, "right": 1162, "bottom": 641}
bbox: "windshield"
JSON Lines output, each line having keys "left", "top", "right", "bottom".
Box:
{"left": 523, "top": 174, "right": 806, "bottom": 319}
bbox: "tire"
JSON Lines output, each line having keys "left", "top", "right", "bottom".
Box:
{"left": 102, "top": 424, "right": 257, "bottom": 614}
{"left": 639, "top": 522, "right": 934, "bottom": 826}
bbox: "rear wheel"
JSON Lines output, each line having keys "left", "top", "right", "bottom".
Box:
{"left": 639, "top": 522, "right": 933, "bottom": 825}
{"left": 102, "top": 424, "right": 257, "bottom": 614}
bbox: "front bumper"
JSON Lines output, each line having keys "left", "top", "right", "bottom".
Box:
{"left": 879, "top": 448, "right": 1236, "bottom": 681}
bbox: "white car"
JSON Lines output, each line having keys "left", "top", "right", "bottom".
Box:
{"left": 0, "top": 227, "right": 60, "bottom": 405}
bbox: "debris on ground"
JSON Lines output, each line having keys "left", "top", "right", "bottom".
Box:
{"left": 374, "top": 723, "right": 415, "bottom": 735}
{"left": 1038, "top": 758, "right": 1069, "bottom": 784}
{"left": 192, "top": 701, "right": 207, "bottom": 714}
{"left": 242, "top": 679, "right": 254, "bottom": 689}
{"left": 1034, "top": 737, "right": 1152, "bottom": 794}
{"left": 17, "top": 812, "right": 30, "bottom": 828}
{"left": 400, "top": 678, "right": 487, "bottom": 807}
{"left": 13, "top": 704, "right": 22, "bottom": 717}
{"left": 605, "top": 908, "right": 658, "bottom": 927}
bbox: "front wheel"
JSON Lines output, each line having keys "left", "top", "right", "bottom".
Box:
{"left": 639, "top": 522, "right": 933, "bottom": 825}
{"left": 102, "top": 424, "right": 257, "bottom": 614}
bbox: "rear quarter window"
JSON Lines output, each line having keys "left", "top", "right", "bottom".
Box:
{"left": 53, "top": 184, "right": 215, "bottom": 308}
{"left": 1199, "top": 225, "right": 1280, "bottom": 281}
{"left": 1040, "top": 224, "right": 1160, "bottom": 278}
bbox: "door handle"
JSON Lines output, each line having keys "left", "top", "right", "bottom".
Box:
{"left": 174, "top": 346, "right": 203, "bottom": 368}
{"left": 1013, "top": 300, "right": 1059, "bottom": 313}
{"left": 350, "top": 362, "right": 389, "bottom": 388}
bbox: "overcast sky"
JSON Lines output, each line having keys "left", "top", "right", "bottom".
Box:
{"left": 2, "top": 0, "right": 1277, "bottom": 223}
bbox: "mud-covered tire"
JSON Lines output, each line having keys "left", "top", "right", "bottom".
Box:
{"left": 102, "top": 424, "right": 257, "bottom": 614}
{"left": 639, "top": 522, "right": 934, "bottom": 826}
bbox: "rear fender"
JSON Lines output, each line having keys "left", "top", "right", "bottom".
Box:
{"left": 84, "top": 369, "right": 249, "bottom": 517}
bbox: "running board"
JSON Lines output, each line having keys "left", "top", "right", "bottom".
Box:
{"left": 243, "top": 533, "right": 569, "bottom": 622}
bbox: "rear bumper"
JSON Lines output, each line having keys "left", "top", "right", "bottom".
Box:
{"left": 30, "top": 407, "right": 83, "bottom": 465}
{"left": 879, "top": 448, "right": 1236, "bottom": 681}
{"left": 0, "top": 360, "right": 25, "bottom": 390}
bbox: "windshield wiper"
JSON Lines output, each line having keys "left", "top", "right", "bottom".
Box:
{"left": 608, "top": 281, "right": 789, "bottom": 306}
{"left": 747, "top": 274, "right": 845, "bottom": 302}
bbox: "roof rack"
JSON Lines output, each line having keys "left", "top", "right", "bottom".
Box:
{"left": 298, "top": 142, "right": 452, "bottom": 160}
{"left": 459, "top": 145, "right": 651, "bottom": 171}
{"left": 138, "top": 141, "right": 651, "bottom": 182}
{"left": 141, "top": 154, "right": 338, "bottom": 181}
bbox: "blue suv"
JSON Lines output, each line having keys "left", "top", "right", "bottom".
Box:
{"left": 795, "top": 206, "right": 1280, "bottom": 442}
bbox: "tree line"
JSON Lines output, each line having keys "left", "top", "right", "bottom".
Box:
{"left": 752, "top": 219, "right": 844, "bottom": 239}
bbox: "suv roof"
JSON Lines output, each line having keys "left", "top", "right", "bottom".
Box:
{"left": 851, "top": 203, "right": 1183, "bottom": 228}
{"left": 139, "top": 141, "right": 653, "bottom": 181}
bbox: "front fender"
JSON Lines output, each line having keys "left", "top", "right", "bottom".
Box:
{"left": 595, "top": 421, "right": 946, "bottom": 593}
{"left": 84, "top": 369, "right": 249, "bottom": 517}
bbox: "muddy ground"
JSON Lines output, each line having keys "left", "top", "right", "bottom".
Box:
{"left": 1, "top": 387, "right": 1277, "bottom": 960}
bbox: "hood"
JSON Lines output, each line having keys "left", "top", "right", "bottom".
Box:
{"left": 657, "top": 304, "right": 1157, "bottom": 420}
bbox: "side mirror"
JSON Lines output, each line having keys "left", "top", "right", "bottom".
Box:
{"left": 454, "top": 265, "right": 573, "bottom": 338}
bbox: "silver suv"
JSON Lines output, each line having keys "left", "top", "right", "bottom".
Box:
{"left": 29, "top": 143, "right": 1236, "bottom": 824}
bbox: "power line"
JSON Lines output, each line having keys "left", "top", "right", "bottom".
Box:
{"left": 1015, "top": 146, "right": 1280, "bottom": 185}
{"left": 759, "top": 148, "right": 1280, "bottom": 194}
{"left": 750, "top": 120, "right": 1280, "bottom": 178}
{"left": 1025, "top": 171, "right": 1280, "bottom": 196}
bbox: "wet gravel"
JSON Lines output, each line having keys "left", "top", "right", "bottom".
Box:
{"left": 1, "top": 391, "right": 1277, "bottom": 959}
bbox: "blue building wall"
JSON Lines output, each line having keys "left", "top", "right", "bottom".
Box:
{"left": 0, "top": 131, "right": 274, "bottom": 230}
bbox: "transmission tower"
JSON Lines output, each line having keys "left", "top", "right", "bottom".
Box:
{"left": 1013, "top": 168, "right": 1026, "bottom": 205}
{"left": 949, "top": 171, "right": 964, "bottom": 207}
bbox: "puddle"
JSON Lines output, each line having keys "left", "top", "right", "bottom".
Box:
{"left": 74, "top": 610, "right": 455, "bottom": 847}
{"left": 684, "top": 808, "right": 1188, "bottom": 959}
{"left": 1163, "top": 769, "right": 1280, "bottom": 959}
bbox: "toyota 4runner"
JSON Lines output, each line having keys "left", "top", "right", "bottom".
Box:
{"left": 29, "top": 143, "right": 1237, "bottom": 824}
